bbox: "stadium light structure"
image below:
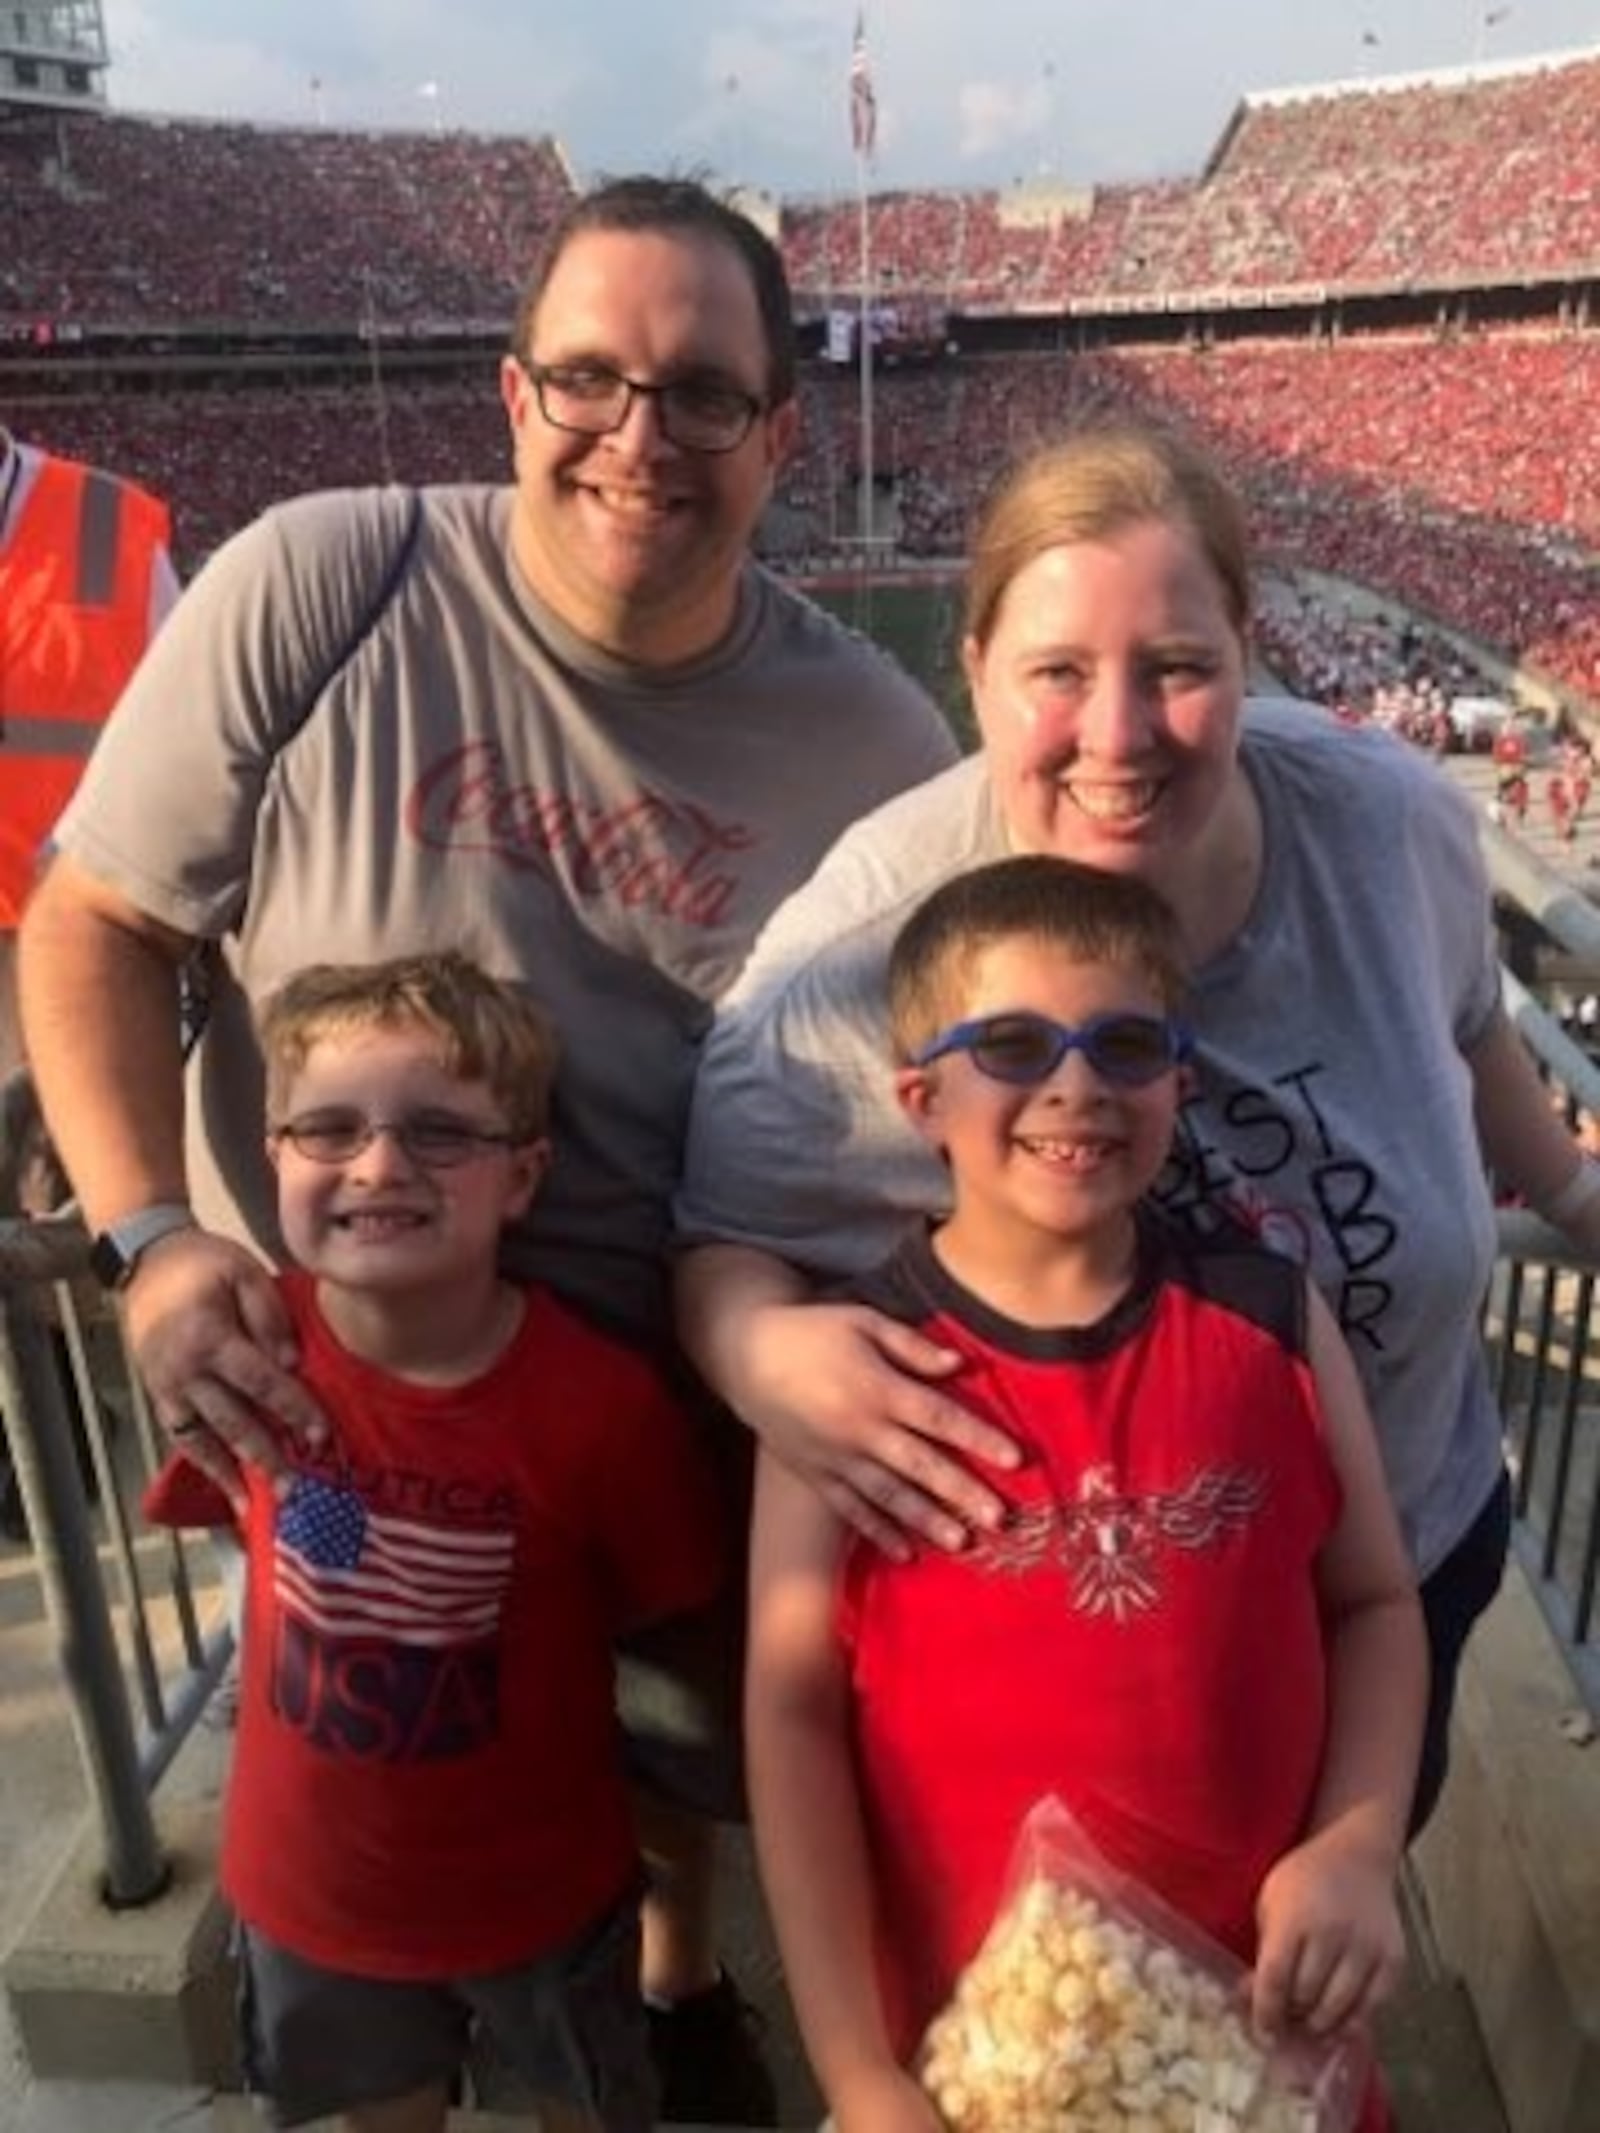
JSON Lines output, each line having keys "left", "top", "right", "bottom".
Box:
{"left": 0, "top": 2, "right": 109, "bottom": 116}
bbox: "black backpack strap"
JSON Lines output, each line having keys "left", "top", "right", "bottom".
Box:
{"left": 182, "top": 485, "right": 425, "bottom": 1058}
{"left": 277, "top": 484, "right": 424, "bottom": 752}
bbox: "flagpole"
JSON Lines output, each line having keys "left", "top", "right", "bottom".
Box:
{"left": 850, "top": 9, "right": 877, "bottom": 562}
{"left": 361, "top": 269, "right": 396, "bottom": 487}
{"left": 856, "top": 135, "right": 874, "bottom": 555}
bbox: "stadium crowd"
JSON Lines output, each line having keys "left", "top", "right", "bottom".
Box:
{"left": 9, "top": 48, "right": 1600, "bottom": 335}
{"left": 32, "top": 382, "right": 508, "bottom": 566}
{"left": 782, "top": 48, "right": 1600, "bottom": 309}
{"left": 19, "top": 321, "right": 1600, "bottom": 711}
{"left": 1252, "top": 578, "right": 1495, "bottom": 734}
{"left": 789, "top": 339, "right": 1600, "bottom": 701}
{"left": 10, "top": 46, "right": 1600, "bottom": 708}
{"left": 26, "top": 331, "right": 1600, "bottom": 709}
{"left": 2, "top": 114, "right": 570, "bottom": 324}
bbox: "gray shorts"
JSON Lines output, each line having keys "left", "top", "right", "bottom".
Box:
{"left": 616, "top": 1405, "right": 753, "bottom": 1825}
{"left": 238, "top": 1893, "right": 654, "bottom": 2130}
{"left": 617, "top": 1582, "right": 747, "bottom": 1824}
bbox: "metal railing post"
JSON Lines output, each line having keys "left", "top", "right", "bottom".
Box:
{"left": 0, "top": 1270, "right": 170, "bottom": 1908}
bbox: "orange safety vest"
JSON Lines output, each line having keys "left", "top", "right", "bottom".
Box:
{"left": 0, "top": 451, "right": 172, "bottom": 927}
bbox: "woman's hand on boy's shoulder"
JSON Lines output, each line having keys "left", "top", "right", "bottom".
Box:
{"left": 126, "top": 1227, "right": 326, "bottom": 1508}
{"left": 739, "top": 1297, "right": 1022, "bottom": 1561}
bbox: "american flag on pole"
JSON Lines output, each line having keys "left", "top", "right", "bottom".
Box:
{"left": 273, "top": 1476, "right": 513, "bottom": 1649}
{"left": 850, "top": 11, "right": 877, "bottom": 161}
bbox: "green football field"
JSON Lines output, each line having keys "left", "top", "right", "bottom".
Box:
{"left": 808, "top": 577, "right": 976, "bottom": 747}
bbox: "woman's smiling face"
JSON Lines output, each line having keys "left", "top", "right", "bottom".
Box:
{"left": 965, "top": 515, "right": 1247, "bottom": 893}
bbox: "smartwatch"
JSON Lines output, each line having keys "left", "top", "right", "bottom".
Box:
{"left": 89, "top": 1203, "right": 197, "bottom": 1291}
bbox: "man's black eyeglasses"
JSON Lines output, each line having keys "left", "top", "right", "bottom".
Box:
{"left": 517, "top": 358, "right": 766, "bottom": 454}
{"left": 270, "top": 1110, "right": 523, "bottom": 1169}
{"left": 910, "top": 1011, "right": 1192, "bottom": 1089}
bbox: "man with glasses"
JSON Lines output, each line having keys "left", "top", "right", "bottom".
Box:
{"left": 20, "top": 173, "right": 957, "bottom": 2124}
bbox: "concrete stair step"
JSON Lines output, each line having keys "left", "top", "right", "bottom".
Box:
{"left": 210, "top": 2100, "right": 581, "bottom": 2129}
{"left": 6, "top": 2080, "right": 209, "bottom": 2132}
{"left": 1378, "top": 1972, "right": 1507, "bottom": 2133}
{"left": 0, "top": 1800, "right": 235, "bottom": 2092}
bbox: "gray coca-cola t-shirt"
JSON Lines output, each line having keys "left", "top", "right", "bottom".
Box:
{"left": 56, "top": 484, "right": 956, "bottom": 1342}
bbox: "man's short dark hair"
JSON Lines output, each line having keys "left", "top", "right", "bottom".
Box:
{"left": 511, "top": 173, "right": 797, "bottom": 406}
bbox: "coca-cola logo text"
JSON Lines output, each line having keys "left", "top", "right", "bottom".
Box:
{"left": 405, "top": 739, "right": 755, "bottom": 927}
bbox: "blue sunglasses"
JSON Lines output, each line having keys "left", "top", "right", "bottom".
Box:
{"left": 911, "top": 1010, "right": 1192, "bottom": 1088}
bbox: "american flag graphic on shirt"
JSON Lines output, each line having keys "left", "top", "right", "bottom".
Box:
{"left": 273, "top": 1476, "right": 514, "bottom": 1649}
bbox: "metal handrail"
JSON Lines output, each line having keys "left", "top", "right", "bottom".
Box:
{"left": 1488, "top": 1207, "right": 1600, "bottom": 1711}
{"left": 4, "top": 1030, "right": 1600, "bottom": 1911}
{"left": 0, "top": 1213, "right": 231, "bottom": 1905}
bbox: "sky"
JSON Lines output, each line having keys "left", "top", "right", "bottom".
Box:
{"left": 102, "top": 0, "right": 1600, "bottom": 198}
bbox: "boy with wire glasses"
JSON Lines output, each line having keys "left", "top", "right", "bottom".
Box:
{"left": 745, "top": 856, "right": 1423, "bottom": 2133}
{"left": 146, "top": 950, "right": 723, "bottom": 2132}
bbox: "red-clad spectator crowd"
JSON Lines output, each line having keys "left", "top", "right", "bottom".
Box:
{"left": 31, "top": 382, "right": 509, "bottom": 567}
{"left": 781, "top": 50, "right": 1600, "bottom": 310}
{"left": 9, "top": 51, "right": 1600, "bottom": 334}
{"left": 11, "top": 56, "right": 1600, "bottom": 708}
{"left": 2, "top": 114, "right": 571, "bottom": 325}
{"left": 24, "top": 336, "right": 1600, "bottom": 707}
{"left": 783, "top": 340, "right": 1600, "bottom": 705}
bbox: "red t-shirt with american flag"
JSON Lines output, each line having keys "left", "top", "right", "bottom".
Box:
{"left": 222, "top": 1272, "right": 725, "bottom": 1978}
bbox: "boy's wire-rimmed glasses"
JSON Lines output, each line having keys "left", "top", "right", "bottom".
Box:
{"left": 516, "top": 357, "right": 766, "bottom": 454}
{"left": 910, "top": 1010, "right": 1192, "bottom": 1089}
{"left": 270, "top": 1110, "right": 523, "bottom": 1169}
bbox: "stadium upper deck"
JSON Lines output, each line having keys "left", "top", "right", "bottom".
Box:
{"left": 9, "top": 47, "right": 1600, "bottom": 710}
{"left": 783, "top": 45, "right": 1600, "bottom": 313}
{"left": 0, "top": 112, "right": 572, "bottom": 327}
{"left": 5, "top": 44, "right": 1600, "bottom": 334}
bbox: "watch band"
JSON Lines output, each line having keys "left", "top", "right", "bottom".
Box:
{"left": 89, "top": 1203, "right": 196, "bottom": 1290}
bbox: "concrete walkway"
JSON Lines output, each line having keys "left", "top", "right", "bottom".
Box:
{"left": 1442, "top": 745, "right": 1600, "bottom": 886}
{"left": 0, "top": 1541, "right": 95, "bottom": 2133}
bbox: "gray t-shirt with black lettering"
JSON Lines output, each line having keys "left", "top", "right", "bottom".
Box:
{"left": 56, "top": 484, "right": 956, "bottom": 1342}
{"left": 677, "top": 701, "right": 1504, "bottom": 1576}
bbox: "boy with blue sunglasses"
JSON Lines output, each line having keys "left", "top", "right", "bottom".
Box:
{"left": 745, "top": 854, "right": 1424, "bottom": 2133}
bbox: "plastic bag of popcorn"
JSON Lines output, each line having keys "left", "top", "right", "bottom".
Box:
{"left": 915, "top": 1796, "right": 1367, "bottom": 2133}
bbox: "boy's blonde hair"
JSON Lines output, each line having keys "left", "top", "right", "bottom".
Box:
{"left": 258, "top": 953, "right": 559, "bottom": 1139}
{"left": 888, "top": 857, "right": 1189, "bottom": 1064}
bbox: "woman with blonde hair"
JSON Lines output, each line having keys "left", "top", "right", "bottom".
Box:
{"left": 675, "top": 418, "right": 1600, "bottom": 1836}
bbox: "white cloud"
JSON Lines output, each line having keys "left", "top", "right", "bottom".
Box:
{"left": 664, "top": 11, "right": 870, "bottom": 188}
{"left": 90, "top": 0, "right": 1600, "bottom": 191}
{"left": 957, "top": 75, "right": 1054, "bottom": 161}
{"left": 699, "top": 24, "right": 824, "bottom": 127}
{"left": 109, "top": 7, "right": 314, "bottom": 121}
